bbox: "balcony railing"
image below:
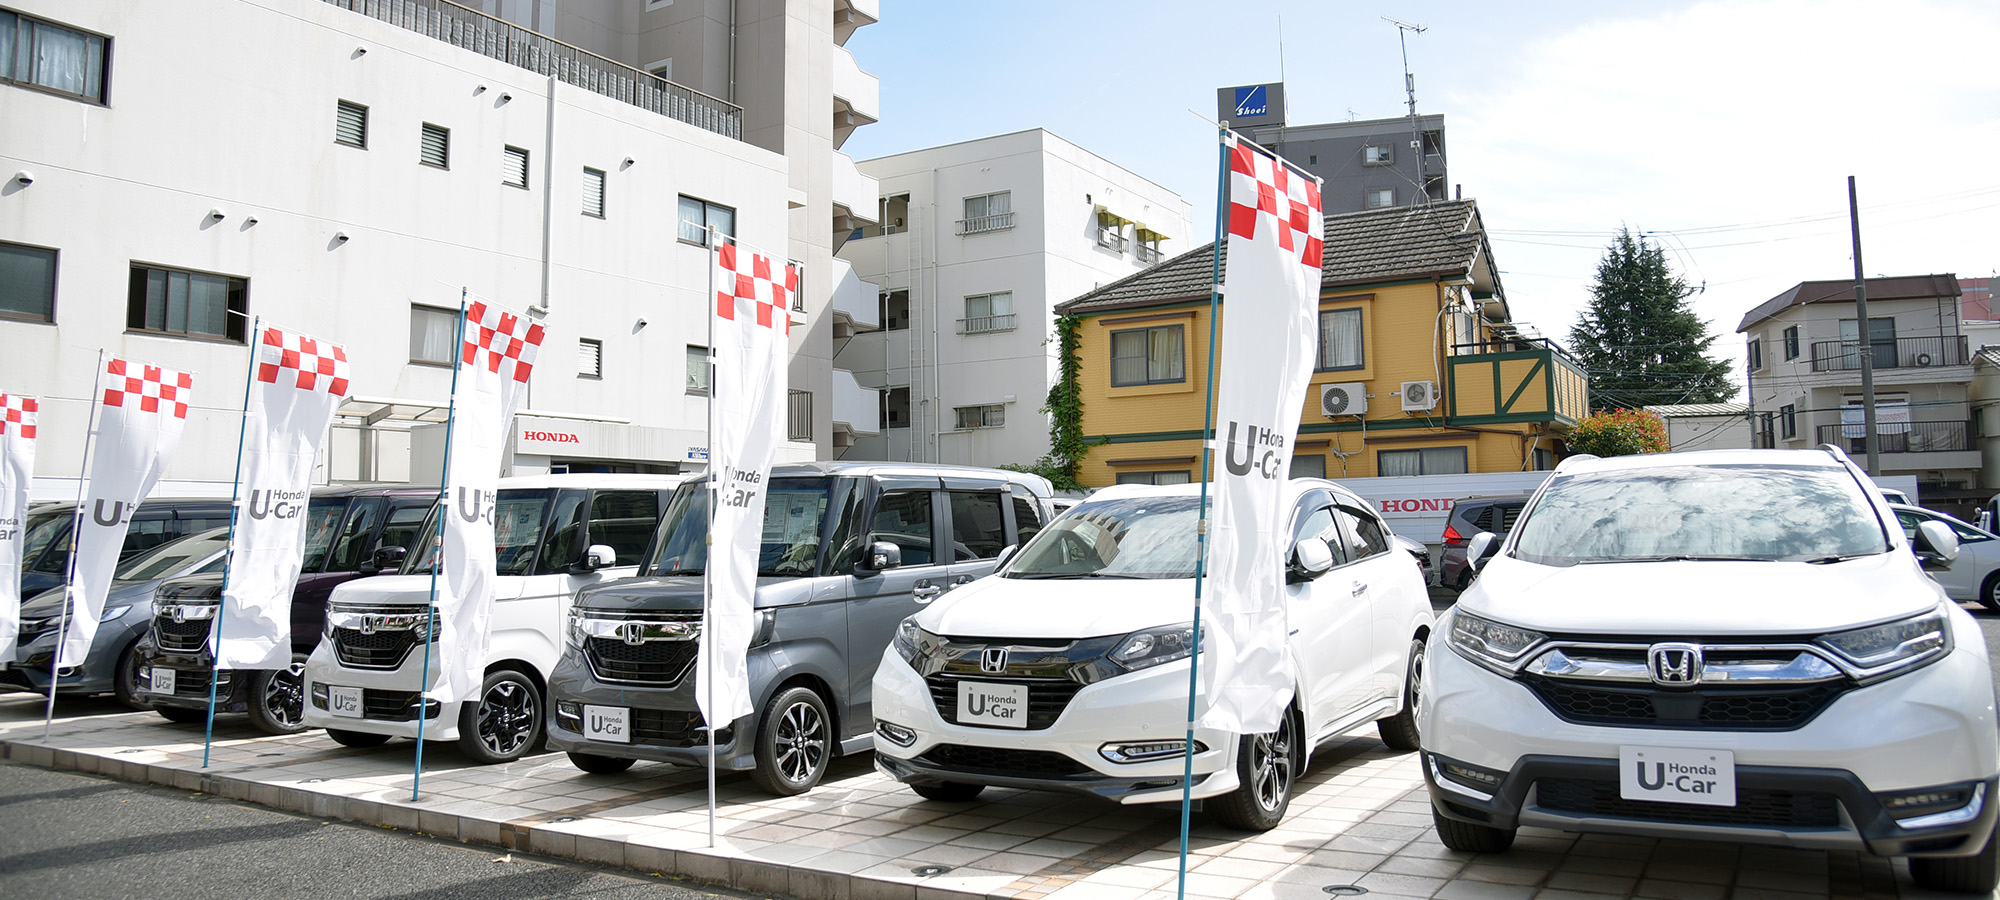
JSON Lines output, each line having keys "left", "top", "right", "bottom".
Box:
{"left": 1136, "top": 244, "right": 1162, "bottom": 265}
{"left": 956, "top": 212, "right": 1014, "bottom": 235}
{"left": 957, "top": 314, "right": 1017, "bottom": 334}
{"left": 1808, "top": 335, "right": 1968, "bottom": 372}
{"left": 788, "top": 390, "right": 812, "bottom": 442}
{"left": 1451, "top": 336, "right": 1583, "bottom": 366}
{"left": 324, "top": 0, "right": 741, "bottom": 141}
{"left": 1096, "top": 228, "right": 1129, "bottom": 253}
{"left": 1814, "top": 420, "right": 1971, "bottom": 454}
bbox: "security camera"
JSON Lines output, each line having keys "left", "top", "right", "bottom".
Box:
{"left": 13, "top": 171, "right": 32, "bottom": 186}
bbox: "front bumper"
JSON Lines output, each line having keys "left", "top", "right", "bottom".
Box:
{"left": 3, "top": 612, "right": 147, "bottom": 695}
{"left": 544, "top": 649, "right": 755, "bottom": 769}
{"left": 301, "top": 640, "right": 455, "bottom": 740}
{"left": 130, "top": 638, "right": 249, "bottom": 713}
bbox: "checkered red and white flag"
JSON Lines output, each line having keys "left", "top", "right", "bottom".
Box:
{"left": 1, "top": 391, "right": 38, "bottom": 663}
{"left": 216, "top": 326, "right": 352, "bottom": 670}
{"left": 61, "top": 359, "right": 194, "bottom": 667}
{"left": 434, "top": 299, "right": 546, "bottom": 704}
{"left": 1201, "top": 134, "right": 1325, "bottom": 735}
{"left": 698, "top": 240, "right": 797, "bottom": 729}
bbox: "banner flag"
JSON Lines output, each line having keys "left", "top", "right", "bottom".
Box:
{"left": 436, "top": 300, "right": 544, "bottom": 704}
{"left": 59, "top": 360, "right": 192, "bottom": 668}
{"left": 698, "top": 239, "right": 795, "bottom": 728}
{"left": 215, "top": 326, "right": 350, "bottom": 670}
{"left": 1, "top": 392, "right": 37, "bottom": 664}
{"left": 1200, "top": 134, "right": 1324, "bottom": 734}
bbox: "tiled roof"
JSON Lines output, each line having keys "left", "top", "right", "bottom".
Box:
{"left": 1054, "top": 200, "right": 1492, "bottom": 316}
{"left": 1647, "top": 403, "right": 1750, "bottom": 418}
{"left": 1736, "top": 274, "right": 1962, "bottom": 332}
{"left": 1975, "top": 346, "right": 2000, "bottom": 369}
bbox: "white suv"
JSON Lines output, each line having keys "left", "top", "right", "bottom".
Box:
{"left": 872, "top": 479, "right": 1434, "bottom": 831}
{"left": 1422, "top": 448, "right": 2000, "bottom": 893}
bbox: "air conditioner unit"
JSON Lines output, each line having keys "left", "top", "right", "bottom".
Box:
{"left": 1400, "top": 380, "right": 1440, "bottom": 412}
{"left": 1320, "top": 382, "right": 1367, "bottom": 417}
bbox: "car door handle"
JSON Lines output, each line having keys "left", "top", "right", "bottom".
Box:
{"left": 914, "top": 581, "right": 942, "bottom": 601}
{"left": 1351, "top": 582, "right": 1368, "bottom": 597}
{"left": 950, "top": 575, "right": 975, "bottom": 587}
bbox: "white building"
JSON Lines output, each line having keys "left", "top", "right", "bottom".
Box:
{"left": 832, "top": 129, "right": 1193, "bottom": 468}
{"left": 0, "top": 0, "right": 878, "bottom": 496}
{"left": 1645, "top": 403, "right": 1751, "bottom": 453}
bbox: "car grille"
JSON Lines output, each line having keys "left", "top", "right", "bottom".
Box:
{"left": 153, "top": 616, "right": 214, "bottom": 655}
{"left": 632, "top": 708, "right": 708, "bottom": 746}
{"left": 925, "top": 674, "right": 1083, "bottom": 730}
{"left": 331, "top": 629, "right": 421, "bottom": 670}
{"left": 916, "top": 743, "right": 1089, "bottom": 778}
{"left": 585, "top": 637, "right": 700, "bottom": 686}
{"left": 1524, "top": 677, "right": 1847, "bottom": 730}
{"left": 1535, "top": 777, "right": 1841, "bottom": 828}
{"left": 353, "top": 689, "right": 439, "bottom": 721}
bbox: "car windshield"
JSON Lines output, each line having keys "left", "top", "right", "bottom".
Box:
{"left": 19, "top": 507, "right": 69, "bottom": 567}
{"left": 397, "top": 489, "right": 553, "bottom": 576}
{"left": 115, "top": 528, "right": 229, "bottom": 581}
{"left": 645, "top": 477, "right": 835, "bottom": 578}
{"left": 1003, "top": 495, "right": 1204, "bottom": 580}
{"left": 1511, "top": 464, "right": 1888, "bottom": 566}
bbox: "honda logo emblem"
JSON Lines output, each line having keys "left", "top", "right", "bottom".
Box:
{"left": 980, "top": 647, "right": 1008, "bottom": 674}
{"left": 358, "top": 615, "right": 382, "bottom": 636}
{"left": 170, "top": 606, "right": 187, "bottom": 624}
{"left": 1648, "top": 643, "right": 1703, "bottom": 685}
{"left": 622, "top": 622, "right": 647, "bottom": 646}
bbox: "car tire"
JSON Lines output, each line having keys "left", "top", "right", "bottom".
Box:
{"left": 567, "top": 751, "right": 636, "bottom": 775}
{"left": 325, "top": 728, "right": 392, "bottom": 748}
{"left": 1981, "top": 574, "right": 2000, "bottom": 613}
{"left": 750, "top": 686, "right": 832, "bottom": 796}
{"left": 1454, "top": 570, "right": 1473, "bottom": 592}
{"left": 458, "top": 668, "right": 544, "bottom": 765}
{"left": 155, "top": 707, "right": 207, "bottom": 725}
{"left": 246, "top": 653, "right": 311, "bottom": 736}
{"left": 1210, "top": 710, "right": 1297, "bottom": 832}
{"left": 112, "top": 641, "right": 149, "bottom": 711}
{"left": 911, "top": 781, "right": 985, "bottom": 803}
{"left": 1377, "top": 638, "right": 1426, "bottom": 751}
{"left": 1909, "top": 831, "right": 2000, "bottom": 893}
{"left": 1432, "top": 806, "right": 1516, "bottom": 852}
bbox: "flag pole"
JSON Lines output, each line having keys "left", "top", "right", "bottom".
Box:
{"left": 413, "top": 291, "right": 469, "bottom": 802}
{"left": 1176, "top": 128, "right": 1234, "bottom": 900}
{"left": 704, "top": 226, "right": 720, "bottom": 849}
{"left": 45, "top": 350, "right": 107, "bottom": 742}
{"left": 205, "top": 317, "right": 262, "bottom": 767}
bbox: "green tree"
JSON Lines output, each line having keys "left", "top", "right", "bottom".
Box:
{"left": 1568, "top": 408, "right": 1670, "bottom": 457}
{"left": 1568, "top": 229, "right": 1738, "bottom": 411}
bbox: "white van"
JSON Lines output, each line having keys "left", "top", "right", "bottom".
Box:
{"left": 301, "top": 473, "right": 686, "bottom": 762}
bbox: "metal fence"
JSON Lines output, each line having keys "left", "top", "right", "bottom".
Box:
{"left": 956, "top": 314, "right": 1016, "bottom": 334}
{"left": 324, "top": 0, "right": 742, "bottom": 141}
{"left": 955, "top": 212, "right": 1014, "bottom": 235}
{"left": 1814, "top": 420, "right": 1971, "bottom": 454}
{"left": 1808, "top": 335, "right": 1968, "bottom": 372}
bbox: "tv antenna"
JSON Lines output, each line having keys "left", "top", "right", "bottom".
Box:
{"left": 1382, "top": 16, "right": 1429, "bottom": 205}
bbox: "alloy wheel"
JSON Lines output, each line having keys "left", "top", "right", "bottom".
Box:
{"left": 262, "top": 662, "right": 306, "bottom": 729}
{"left": 1248, "top": 715, "right": 1296, "bottom": 812}
{"left": 774, "top": 699, "right": 827, "bottom": 784}
{"left": 476, "top": 679, "right": 537, "bottom": 756}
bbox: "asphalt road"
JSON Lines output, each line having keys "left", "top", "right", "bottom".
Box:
{"left": 0, "top": 762, "right": 749, "bottom": 900}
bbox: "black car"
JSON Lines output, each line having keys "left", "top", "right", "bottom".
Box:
{"left": 1438, "top": 495, "right": 1526, "bottom": 592}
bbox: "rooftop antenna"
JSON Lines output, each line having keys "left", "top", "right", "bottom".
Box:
{"left": 1383, "top": 16, "right": 1429, "bottom": 205}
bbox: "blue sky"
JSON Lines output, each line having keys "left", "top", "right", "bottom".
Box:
{"left": 842, "top": 0, "right": 2000, "bottom": 373}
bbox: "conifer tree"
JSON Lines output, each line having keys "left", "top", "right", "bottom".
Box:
{"left": 1567, "top": 229, "right": 1737, "bottom": 410}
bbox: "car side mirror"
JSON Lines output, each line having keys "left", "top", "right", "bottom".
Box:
{"left": 994, "top": 544, "right": 1019, "bottom": 569}
{"left": 858, "top": 540, "right": 902, "bottom": 575}
{"left": 578, "top": 544, "right": 617, "bottom": 572}
{"left": 1287, "top": 537, "right": 1335, "bottom": 584}
{"left": 1467, "top": 531, "right": 1502, "bottom": 571}
{"left": 363, "top": 545, "right": 407, "bottom": 574}
{"left": 1914, "top": 520, "right": 1960, "bottom": 570}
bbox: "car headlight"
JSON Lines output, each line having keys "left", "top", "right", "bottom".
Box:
{"left": 1817, "top": 606, "right": 1952, "bottom": 681}
{"left": 101, "top": 606, "right": 131, "bottom": 623}
{"left": 893, "top": 617, "right": 940, "bottom": 667}
{"left": 1109, "top": 623, "right": 1201, "bottom": 672}
{"left": 564, "top": 609, "right": 585, "bottom": 649}
{"left": 1447, "top": 610, "right": 1548, "bottom": 675}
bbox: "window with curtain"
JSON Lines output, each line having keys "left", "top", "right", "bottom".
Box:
{"left": 1115, "top": 471, "right": 1192, "bottom": 485}
{"left": 1366, "top": 188, "right": 1394, "bottom": 209}
{"left": 1, "top": 11, "right": 109, "bottom": 103}
{"left": 959, "top": 191, "right": 1013, "bottom": 234}
{"left": 1317, "top": 308, "right": 1363, "bottom": 370}
{"left": 126, "top": 265, "right": 247, "bottom": 342}
{"left": 1289, "top": 454, "right": 1326, "bottom": 479}
{"left": 1377, "top": 447, "right": 1468, "bottom": 477}
{"left": 409, "top": 305, "right": 458, "bottom": 364}
{"left": 953, "top": 405, "right": 1004, "bottom": 429}
{"left": 685, "top": 345, "right": 709, "bottom": 394}
{"left": 962, "top": 292, "right": 1014, "bottom": 333}
{"left": 0, "top": 241, "right": 57, "bottom": 322}
{"left": 678, "top": 195, "right": 735, "bottom": 245}
{"left": 1110, "top": 324, "right": 1185, "bottom": 386}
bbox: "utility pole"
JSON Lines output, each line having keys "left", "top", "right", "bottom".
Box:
{"left": 1384, "top": 17, "right": 1427, "bottom": 206}
{"left": 1849, "top": 175, "right": 1880, "bottom": 476}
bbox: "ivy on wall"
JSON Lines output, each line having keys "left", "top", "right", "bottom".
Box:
{"left": 1000, "top": 314, "right": 1093, "bottom": 493}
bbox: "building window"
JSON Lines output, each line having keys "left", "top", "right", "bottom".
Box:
{"left": 685, "top": 345, "right": 709, "bottom": 394}
{"left": 1363, "top": 145, "right": 1392, "bottom": 166}
{"left": 954, "top": 404, "right": 1004, "bottom": 429}
{"left": 1116, "top": 471, "right": 1191, "bottom": 486}
{"left": 1780, "top": 404, "right": 1796, "bottom": 440}
{"left": 502, "top": 146, "right": 529, "bottom": 188}
{"left": 1377, "top": 447, "right": 1467, "bottom": 477}
{"left": 1095, "top": 211, "right": 1129, "bottom": 253}
{"left": 1317, "top": 308, "right": 1363, "bottom": 371}
{"left": 577, "top": 338, "right": 602, "bottom": 378}
{"left": 0, "top": 241, "right": 57, "bottom": 323}
{"left": 678, "top": 195, "right": 735, "bottom": 245}
{"left": 1136, "top": 230, "right": 1164, "bottom": 265}
{"left": 788, "top": 389, "right": 812, "bottom": 441}
{"left": 958, "top": 191, "right": 1013, "bottom": 235}
{"left": 126, "top": 265, "right": 247, "bottom": 342}
{"left": 334, "top": 100, "right": 368, "bottom": 148}
{"left": 1365, "top": 188, "right": 1394, "bottom": 209}
{"left": 1425, "top": 173, "right": 1447, "bottom": 202}
{"left": 1782, "top": 325, "right": 1799, "bottom": 361}
{"left": 881, "top": 290, "right": 909, "bottom": 331}
{"left": 883, "top": 387, "right": 909, "bottom": 429}
{"left": 0, "top": 10, "right": 109, "bottom": 104}
{"left": 419, "top": 123, "right": 450, "bottom": 169}
{"left": 409, "top": 305, "right": 458, "bottom": 365}
{"left": 1747, "top": 335, "right": 1763, "bottom": 371}
{"left": 1422, "top": 130, "right": 1444, "bottom": 157}
{"left": 1289, "top": 454, "right": 1326, "bottom": 479}
{"left": 582, "top": 168, "right": 605, "bottom": 217}
{"left": 789, "top": 259, "right": 806, "bottom": 311}
{"left": 960, "top": 292, "right": 1015, "bottom": 334}
{"left": 1110, "top": 324, "right": 1185, "bottom": 386}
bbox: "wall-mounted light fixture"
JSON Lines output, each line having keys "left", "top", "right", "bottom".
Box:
{"left": 208, "top": 207, "right": 227, "bottom": 222}
{"left": 13, "top": 170, "right": 33, "bottom": 186}
{"left": 334, "top": 231, "right": 350, "bottom": 243}
{"left": 498, "top": 92, "right": 512, "bottom": 104}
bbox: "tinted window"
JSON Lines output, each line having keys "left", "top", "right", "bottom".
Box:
{"left": 949, "top": 490, "right": 1007, "bottom": 561}
{"left": 115, "top": 530, "right": 227, "bottom": 581}
{"left": 494, "top": 493, "right": 552, "bottom": 576}
{"left": 379, "top": 502, "right": 432, "bottom": 556}
{"left": 326, "top": 499, "right": 385, "bottom": 572}
{"left": 872, "top": 490, "right": 934, "bottom": 567}
{"left": 534, "top": 492, "right": 587, "bottom": 575}
{"left": 21, "top": 509, "right": 69, "bottom": 574}
{"left": 298, "top": 498, "right": 349, "bottom": 573}
{"left": 643, "top": 478, "right": 836, "bottom": 578}
{"left": 1010, "top": 486, "right": 1044, "bottom": 545}
{"left": 1006, "top": 495, "right": 1202, "bottom": 579}
{"left": 1338, "top": 504, "right": 1391, "bottom": 558}
{"left": 587, "top": 490, "right": 659, "bottom": 565}
{"left": 1292, "top": 504, "right": 1348, "bottom": 566}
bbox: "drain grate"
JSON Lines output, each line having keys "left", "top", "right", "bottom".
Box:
{"left": 1322, "top": 887, "right": 1368, "bottom": 896}
{"left": 911, "top": 865, "right": 952, "bottom": 877}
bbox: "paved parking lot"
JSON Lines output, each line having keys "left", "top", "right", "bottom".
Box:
{"left": 0, "top": 691, "right": 1977, "bottom": 900}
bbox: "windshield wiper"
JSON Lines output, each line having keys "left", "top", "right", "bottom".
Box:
{"left": 1610, "top": 555, "right": 1770, "bottom": 563}
{"left": 652, "top": 567, "right": 704, "bottom": 576}
{"left": 1803, "top": 553, "right": 1872, "bottom": 565}
{"left": 1007, "top": 572, "right": 1146, "bottom": 580}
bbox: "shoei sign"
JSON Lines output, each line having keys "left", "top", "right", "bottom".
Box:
{"left": 1217, "top": 82, "right": 1285, "bottom": 128}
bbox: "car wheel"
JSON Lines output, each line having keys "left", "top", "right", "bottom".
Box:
{"left": 112, "top": 641, "right": 150, "bottom": 711}
{"left": 1909, "top": 831, "right": 2000, "bottom": 893}
{"left": 246, "top": 653, "right": 311, "bottom": 735}
{"left": 911, "top": 781, "right": 985, "bottom": 802}
{"left": 155, "top": 707, "right": 207, "bottom": 724}
{"left": 1377, "top": 638, "right": 1426, "bottom": 751}
{"left": 566, "top": 751, "right": 636, "bottom": 775}
{"left": 750, "top": 686, "right": 832, "bottom": 796}
{"left": 458, "top": 668, "right": 543, "bottom": 764}
{"left": 1210, "top": 710, "right": 1297, "bottom": 831}
{"left": 1980, "top": 574, "right": 2000, "bottom": 613}
{"left": 1432, "top": 806, "right": 1516, "bottom": 852}
{"left": 325, "top": 728, "right": 392, "bottom": 748}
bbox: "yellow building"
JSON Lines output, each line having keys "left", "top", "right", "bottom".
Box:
{"left": 1052, "top": 200, "right": 1588, "bottom": 488}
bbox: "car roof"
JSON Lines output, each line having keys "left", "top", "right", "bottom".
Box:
{"left": 497, "top": 473, "right": 692, "bottom": 491}
{"left": 1082, "top": 478, "right": 1368, "bottom": 507}
{"left": 314, "top": 483, "right": 440, "bottom": 499}
{"left": 764, "top": 462, "right": 1054, "bottom": 496}
{"left": 1553, "top": 447, "right": 1847, "bottom": 476}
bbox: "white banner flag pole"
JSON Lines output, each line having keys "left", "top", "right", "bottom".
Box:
{"left": 0, "top": 389, "right": 39, "bottom": 667}
{"left": 413, "top": 290, "right": 469, "bottom": 802}
{"left": 203, "top": 316, "right": 262, "bottom": 768}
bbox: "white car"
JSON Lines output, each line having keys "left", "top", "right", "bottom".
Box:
{"left": 872, "top": 479, "right": 1434, "bottom": 831}
{"left": 1423, "top": 448, "right": 2000, "bottom": 893}
{"left": 1892, "top": 504, "right": 2000, "bottom": 611}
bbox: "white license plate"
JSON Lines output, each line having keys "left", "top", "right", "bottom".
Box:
{"left": 583, "top": 705, "right": 631, "bottom": 743}
{"left": 147, "top": 666, "right": 176, "bottom": 695}
{"left": 327, "top": 685, "right": 364, "bottom": 719}
{"left": 1619, "top": 745, "right": 1736, "bottom": 807}
{"left": 956, "top": 680, "right": 1028, "bottom": 729}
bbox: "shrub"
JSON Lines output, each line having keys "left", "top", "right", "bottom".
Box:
{"left": 1568, "top": 408, "right": 1669, "bottom": 457}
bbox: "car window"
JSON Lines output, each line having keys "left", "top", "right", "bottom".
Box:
{"left": 326, "top": 499, "right": 386, "bottom": 573}
{"left": 494, "top": 494, "right": 552, "bottom": 576}
{"left": 298, "top": 498, "right": 349, "bottom": 573}
{"left": 1339, "top": 504, "right": 1392, "bottom": 558}
{"left": 1899, "top": 510, "right": 1992, "bottom": 544}
{"left": 379, "top": 502, "right": 432, "bottom": 556}
{"left": 872, "top": 490, "right": 935, "bottom": 567}
{"left": 534, "top": 492, "right": 587, "bottom": 575}
{"left": 1010, "top": 485, "right": 1044, "bottom": 545}
{"left": 1006, "top": 495, "right": 1203, "bottom": 579}
{"left": 587, "top": 490, "right": 660, "bottom": 566}
{"left": 24, "top": 511, "right": 71, "bottom": 574}
{"left": 949, "top": 490, "right": 1007, "bottom": 561}
{"left": 115, "top": 530, "right": 228, "bottom": 581}
{"left": 122, "top": 516, "right": 178, "bottom": 557}
{"left": 1292, "top": 503, "right": 1349, "bottom": 567}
